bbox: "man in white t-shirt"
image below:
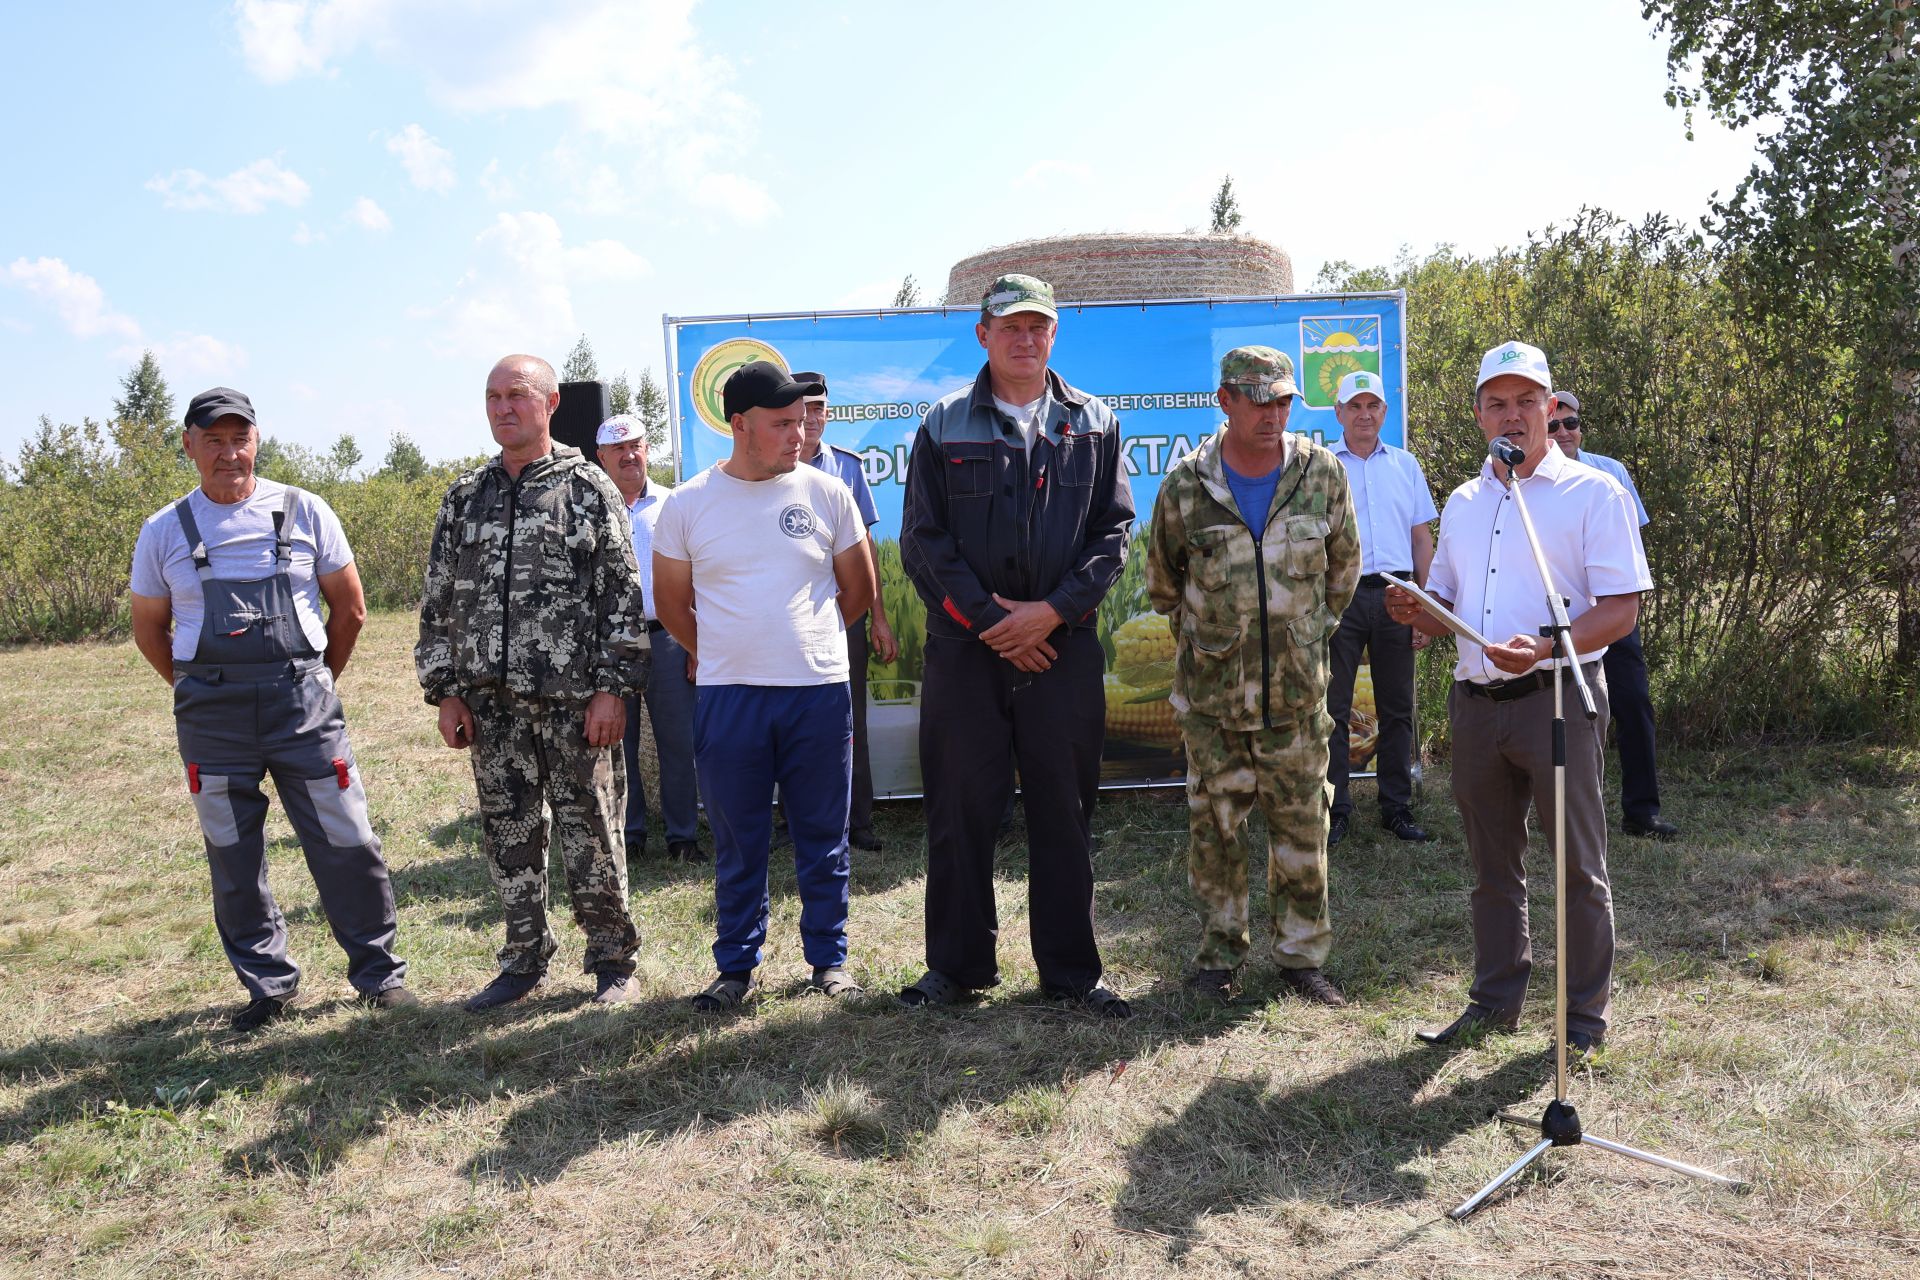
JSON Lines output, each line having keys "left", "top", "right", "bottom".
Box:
{"left": 129, "top": 387, "right": 411, "bottom": 1033}
{"left": 1388, "top": 343, "right": 1650, "bottom": 1054}
{"left": 653, "top": 361, "right": 876, "bottom": 1011}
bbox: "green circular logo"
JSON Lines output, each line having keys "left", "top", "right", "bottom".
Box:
{"left": 689, "top": 338, "right": 788, "bottom": 437}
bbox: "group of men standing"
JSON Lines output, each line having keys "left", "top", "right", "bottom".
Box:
{"left": 131, "top": 270, "right": 1673, "bottom": 1055}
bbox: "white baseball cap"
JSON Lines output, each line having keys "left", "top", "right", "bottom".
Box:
{"left": 1552, "top": 390, "right": 1581, "bottom": 413}
{"left": 595, "top": 414, "right": 645, "bottom": 446}
{"left": 1335, "top": 370, "right": 1387, "bottom": 405}
{"left": 1475, "top": 341, "right": 1553, "bottom": 392}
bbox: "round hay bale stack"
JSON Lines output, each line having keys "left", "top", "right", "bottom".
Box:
{"left": 946, "top": 232, "right": 1293, "bottom": 307}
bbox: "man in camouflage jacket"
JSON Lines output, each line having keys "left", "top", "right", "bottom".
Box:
{"left": 417, "top": 354, "right": 648, "bottom": 1011}
{"left": 1145, "top": 347, "right": 1361, "bottom": 1006}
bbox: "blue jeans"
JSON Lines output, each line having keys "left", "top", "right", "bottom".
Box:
{"left": 622, "top": 631, "right": 700, "bottom": 844}
{"left": 694, "top": 682, "right": 852, "bottom": 973}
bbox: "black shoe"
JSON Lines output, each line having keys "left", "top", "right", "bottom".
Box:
{"left": 1046, "top": 981, "right": 1133, "bottom": 1020}
{"left": 463, "top": 970, "right": 546, "bottom": 1012}
{"left": 358, "top": 985, "right": 420, "bottom": 1010}
{"left": 667, "top": 839, "right": 706, "bottom": 864}
{"left": 1383, "top": 812, "right": 1434, "bottom": 843}
{"left": 1566, "top": 1028, "right": 1606, "bottom": 1057}
{"left": 849, "top": 828, "right": 882, "bottom": 852}
{"left": 591, "top": 967, "right": 637, "bottom": 1005}
{"left": 1624, "top": 815, "right": 1680, "bottom": 840}
{"left": 231, "top": 992, "right": 297, "bottom": 1033}
{"left": 1277, "top": 967, "right": 1347, "bottom": 1007}
{"left": 1186, "top": 968, "right": 1236, "bottom": 1001}
{"left": 624, "top": 834, "right": 648, "bottom": 860}
{"left": 1328, "top": 813, "right": 1350, "bottom": 846}
{"left": 1416, "top": 1005, "right": 1518, "bottom": 1045}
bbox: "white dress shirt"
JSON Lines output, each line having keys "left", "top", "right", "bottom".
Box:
{"left": 1426, "top": 443, "right": 1652, "bottom": 684}
{"left": 627, "top": 479, "right": 671, "bottom": 619}
{"left": 1333, "top": 438, "right": 1438, "bottom": 574}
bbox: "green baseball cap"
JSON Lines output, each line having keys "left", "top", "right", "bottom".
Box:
{"left": 981, "top": 273, "right": 1057, "bottom": 320}
{"left": 1219, "top": 346, "right": 1301, "bottom": 404}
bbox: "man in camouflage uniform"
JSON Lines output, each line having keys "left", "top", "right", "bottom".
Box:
{"left": 1145, "top": 347, "right": 1361, "bottom": 1005}
{"left": 417, "top": 354, "right": 649, "bottom": 1010}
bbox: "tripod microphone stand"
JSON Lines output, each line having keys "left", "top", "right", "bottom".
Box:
{"left": 1447, "top": 438, "right": 1747, "bottom": 1221}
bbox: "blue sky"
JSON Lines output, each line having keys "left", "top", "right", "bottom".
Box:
{"left": 0, "top": 0, "right": 1760, "bottom": 465}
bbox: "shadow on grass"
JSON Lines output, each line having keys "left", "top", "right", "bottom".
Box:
{"left": 1112, "top": 1045, "right": 1543, "bottom": 1254}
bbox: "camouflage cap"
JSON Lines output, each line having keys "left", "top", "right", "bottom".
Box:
{"left": 1335, "top": 369, "right": 1386, "bottom": 405}
{"left": 1219, "top": 346, "right": 1301, "bottom": 404}
{"left": 981, "top": 273, "right": 1057, "bottom": 321}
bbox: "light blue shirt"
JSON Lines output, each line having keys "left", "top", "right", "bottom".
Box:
{"left": 1575, "top": 450, "right": 1649, "bottom": 527}
{"left": 1333, "top": 438, "right": 1439, "bottom": 575}
{"left": 804, "top": 442, "right": 879, "bottom": 527}
{"left": 626, "top": 480, "right": 671, "bottom": 618}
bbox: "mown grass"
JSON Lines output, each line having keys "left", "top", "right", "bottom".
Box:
{"left": 1, "top": 613, "right": 1916, "bottom": 1278}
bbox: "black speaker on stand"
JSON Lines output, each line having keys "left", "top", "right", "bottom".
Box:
{"left": 550, "top": 380, "right": 611, "bottom": 456}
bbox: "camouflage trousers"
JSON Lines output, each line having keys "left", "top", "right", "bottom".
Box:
{"left": 467, "top": 688, "right": 639, "bottom": 977}
{"left": 1182, "top": 709, "right": 1334, "bottom": 972}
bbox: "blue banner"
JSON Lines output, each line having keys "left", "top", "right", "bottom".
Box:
{"left": 667, "top": 293, "right": 1408, "bottom": 795}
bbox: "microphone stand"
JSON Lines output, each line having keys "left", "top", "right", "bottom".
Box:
{"left": 1447, "top": 442, "right": 1747, "bottom": 1220}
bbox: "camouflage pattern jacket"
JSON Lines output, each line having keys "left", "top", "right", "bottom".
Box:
{"left": 1144, "top": 429, "right": 1361, "bottom": 730}
{"left": 416, "top": 444, "right": 646, "bottom": 706}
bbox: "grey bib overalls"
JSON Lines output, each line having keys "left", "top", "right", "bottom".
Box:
{"left": 172, "top": 487, "right": 405, "bottom": 1000}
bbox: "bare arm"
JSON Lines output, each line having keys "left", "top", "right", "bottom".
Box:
{"left": 1411, "top": 524, "right": 1435, "bottom": 588}
{"left": 1483, "top": 593, "right": 1640, "bottom": 673}
{"left": 316, "top": 562, "right": 367, "bottom": 678}
{"left": 834, "top": 539, "right": 876, "bottom": 627}
{"left": 865, "top": 536, "right": 898, "bottom": 664}
{"left": 130, "top": 592, "right": 175, "bottom": 684}
{"left": 653, "top": 552, "right": 697, "bottom": 660}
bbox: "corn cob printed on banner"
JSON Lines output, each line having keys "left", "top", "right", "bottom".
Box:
{"left": 667, "top": 293, "right": 1408, "bottom": 795}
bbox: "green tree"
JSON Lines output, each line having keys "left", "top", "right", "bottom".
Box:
{"left": 328, "top": 434, "right": 364, "bottom": 482}
{"left": 1209, "top": 175, "right": 1242, "bottom": 233}
{"left": 113, "top": 350, "right": 175, "bottom": 431}
{"left": 562, "top": 333, "right": 598, "bottom": 383}
{"left": 1644, "top": 0, "right": 1920, "bottom": 676}
{"left": 608, "top": 369, "right": 633, "bottom": 415}
{"left": 379, "top": 432, "right": 428, "bottom": 482}
{"left": 892, "top": 274, "right": 922, "bottom": 308}
{"left": 635, "top": 367, "right": 670, "bottom": 455}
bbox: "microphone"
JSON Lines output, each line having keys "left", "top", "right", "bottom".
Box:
{"left": 1488, "top": 438, "right": 1526, "bottom": 468}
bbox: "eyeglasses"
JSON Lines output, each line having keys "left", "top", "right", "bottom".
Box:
{"left": 1547, "top": 416, "right": 1582, "bottom": 433}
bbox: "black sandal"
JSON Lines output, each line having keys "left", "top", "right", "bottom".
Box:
{"left": 691, "top": 974, "right": 758, "bottom": 1013}
{"left": 897, "top": 969, "right": 970, "bottom": 1008}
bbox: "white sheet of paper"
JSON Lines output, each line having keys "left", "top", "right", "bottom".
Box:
{"left": 1378, "top": 572, "right": 1497, "bottom": 649}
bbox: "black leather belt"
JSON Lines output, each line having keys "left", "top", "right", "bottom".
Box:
{"left": 1358, "top": 572, "right": 1411, "bottom": 589}
{"left": 643, "top": 619, "right": 667, "bottom": 634}
{"left": 1458, "top": 661, "right": 1599, "bottom": 703}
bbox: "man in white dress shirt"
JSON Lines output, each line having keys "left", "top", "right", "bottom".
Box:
{"left": 1326, "top": 369, "right": 1439, "bottom": 846}
{"left": 1388, "top": 343, "right": 1650, "bottom": 1053}
{"left": 595, "top": 414, "right": 702, "bottom": 863}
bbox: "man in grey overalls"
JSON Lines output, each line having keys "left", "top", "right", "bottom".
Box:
{"left": 131, "top": 387, "right": 412, "bottom": 1032}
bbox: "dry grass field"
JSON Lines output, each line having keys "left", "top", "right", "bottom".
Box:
{"left": 1, "top": 613, "right": 1916, "bottom": 1278}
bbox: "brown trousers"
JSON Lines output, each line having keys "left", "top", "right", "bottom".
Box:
{"left": 1447, "top": 665, "right": 1614, "bottom": 1037}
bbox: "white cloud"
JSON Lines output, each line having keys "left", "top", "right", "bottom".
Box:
{"left": 146, "top": 157, "right": 310, "bottom": 214}
{"left": 420, "top": 211, "right": 648, "bottom": 358}
{"left": 346, "top": 196, "right": 392, "bottom": 232}
{"left": 479, "top": 158, "right": 516, "bottom": 202}
{"left": 386, "top": 122, "right": 455, "bottom": 192}
{"left": 230, "top": 0, "right": 772, "bottom": 226}
{"left": 4, "top": 257, "right": 141, "bottom": 340}
{"left": 1017, "top": 159, "right": 1093, "bottom": 189}
{"left": 133, "top": 334, "right": 249, "bottom": 380}
{"left": 5, "top": 256, "right": 243, "bottom": 376}
{"left": 291, "top": 221, "right": 326, "bottom": 245}
{"left": 564, "top": 238, "right": 651, "bottom": 281}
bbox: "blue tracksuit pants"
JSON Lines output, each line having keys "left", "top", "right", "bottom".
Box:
{"left": 694, "top": 682, "right": 853, "bottom": 973}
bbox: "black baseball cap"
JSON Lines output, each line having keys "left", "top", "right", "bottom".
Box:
{"left": 789, "top": 370, "right": 829, "bottom": 399}
{"left": 722, "top": 362, "right": 825, "bottom": 419}
{"left": 183, "top": 387, "right": 257, "bottom": 429}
